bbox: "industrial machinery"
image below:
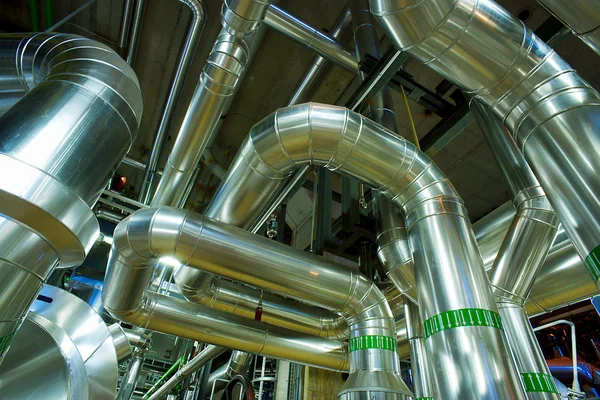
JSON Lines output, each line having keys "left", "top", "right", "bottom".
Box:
{"left": 1, "top": 0, "right": 600, "bottom": 399}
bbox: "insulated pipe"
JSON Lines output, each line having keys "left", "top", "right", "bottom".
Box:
{"left": 0, "top": 33, "right": 142, "bottom": 361}
{"left": 116, "top": 352, "right": 145, "bottom": 400}
{"left": 535, "top": 0, "right": 600, "bottom": 56}
{"left": 102, "top": 209, "right": 348, "bottom": 372}
{"left": 404, "top": 300, "right": 434, "bottom": 399}
{"left": 191, "top": 102, "right": 524, "bottom": 398}
{"left": 370, "top": 0, "right": 600, "bottom": 292}
{"left": 264, "top": 5, "right": 358, "bottom": 73}
{"left": 472, "top": 101, "right": 560, "bottom": 399}
{"left": 137, "top": 0, "right": 207, "bottom": 204}
{"left": 126, "top": 0, "right": 145, "bottom": 66}
{"left": 149, "top": 0, "right": 272, "bottom": 206}
{"left": 206, "top": 351, "right": 255, "bottom": 399}
{"left": 147, "top": 345, "right": 227, "bottom": 400}
{"left": 106, "top": 207, "right": 408, "bottom": 398}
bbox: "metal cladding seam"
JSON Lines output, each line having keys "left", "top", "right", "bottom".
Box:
{"left": 370, "top": 0, "right": 600, "bottom": 292}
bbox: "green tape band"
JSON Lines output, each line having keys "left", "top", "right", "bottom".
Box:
{"left": 521, "top": 373, "right": 559, "bottom": 393}
{"left": 423, "top": 308, "right": 503, "bottom": 339}
{"left": 349, "top": 335, "right": 397, "bottom": 352}
{"left": 416, "top": 397, "right": 434, "bottom": 400}
{"left": 585, "top": 245, "right": 600, "bottom": 283}
{"left": 0, "top": 331, "right": 16, "bottom": 354}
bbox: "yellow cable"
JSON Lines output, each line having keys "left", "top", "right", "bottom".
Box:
{"left": 401, "top": 85, "right": 420, "bottom": 150}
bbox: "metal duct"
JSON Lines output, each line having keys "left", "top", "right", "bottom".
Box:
{"left": 191, "top": 102, "right": 523, "bottom": 398}
{"left": 0, "top": 33, "right": 142, "bottom": 361}
{"left": 473, "top": 203, "right": 599, "bottom": 316}
{"left": 264, "top": 5, "right": 358, "bottom": 72}
{"left": 206, "top": 351, "right": 255, "bottom": 400}
{"left": 536, "top": 0, "right": 600, "bottom": 56}
{"left": 148, "top": 345, "right": 226, "bottom": 400}
{"left": 102, "top": 207, "right": 349, "bottom": 372}
{"left": 472, "top": 101, "right": 560, "bottom": 399}
{"left": 149, "top": 0, "right": 272, "bottom": 206}
{"left": 138, "top": 0, "right": 207, "bottom": 204}
{"left": 287, "top": 7, "right": 352, "bottom": 106}
{"left": 370, "top": 0, "right": 600, "bottom": 293}
{"left": 404, "top": 300, "right": 434, "bottom": 399}
{"left": 106, "top": 206, "right": 408, "bottom": 398}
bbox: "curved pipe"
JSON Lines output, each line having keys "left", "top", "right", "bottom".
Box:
{"left": 371, "top": 0, "right": 600, "bottom": 292}
{"left": 183, "top": 102, "right": 522, "bottom": 398}
{"left": 535, "top": 0, "right": 600, "bottom": 56}
{"left": 104, "top": 206, "right": 406, "bottom": 396}
{"left": 138, "top": 0, "right": 207, "bottom": 204}
{"left": 472, "top": 100, "right": 560, "bottom": 399}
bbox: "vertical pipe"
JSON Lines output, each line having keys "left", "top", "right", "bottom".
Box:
{"left": 44, "top": 0, "right": 53, "bottom": 29}
{"left": 405, "top": 300, "right": 434, "bottom": 399}
{"left": 119, "top": 0, "right": 136, "bottom": 49}
{"left": 30, "top": 0, "right": 40, "bottom": 31}
{"left": 472, "top": 100, "right": 560, "bottom": 399}
{"left": 116, "top": 353, "right": 145, "bottom": 400}
{"left": 126, "top": 0, "right": 145, "bottom": 66}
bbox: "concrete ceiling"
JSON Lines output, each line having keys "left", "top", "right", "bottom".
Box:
{"left": 2, "top": 0, "right": 600, "bottom": 224}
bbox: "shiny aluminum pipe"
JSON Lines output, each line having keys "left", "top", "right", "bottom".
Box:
{"left": 404, "top": 300, "right": 434, "bottom": 399}
{"left": 0, "top": 33, "right": 142, "bottom": 361}
{"left": 264, "top": 5, "right": 358, "bottom": 73}
{"left": 371, "top": 0, "right": 600, "bottom": 293}
{"left": 102, "top": 208, "right": 349, "bottom": 371}
{"left": 536, "top": 0, "right": 600, "bottom": 56}
{"left": 126, "top": 0, "right": 145, "bottom": 66}
{"left": 138, "top": 0, "right": 207, "bottom": 204}
{"left": 195, "top": 102, "right": 523, "bottom": 399}
{"left": 147, "top": 345, "right": 226, "bottom": 400}
{"left": 472, "top": 101, "right": 560, "bottom": 399}
{"left": 107, "top": 206, "right": 407, "bottom": 398}
{"left": 206, "top": 351, "right": 254, "bottom": 399}
{"left": 116, "top": 352, "right": 146, "bottom": 400}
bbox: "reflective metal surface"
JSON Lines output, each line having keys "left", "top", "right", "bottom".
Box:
{"left": 138, "top": 0, "right": 207, "bottom": 204}
{"left": 404, "top": 300, "right": 434, "bottom": 399}
{"left": 371, "top": 0, "right": 600, "bottom": 292}
{"left": 0, "top": 33, "right": 142, "bottom": 359}
{"left": 536, "top": 0, "right": 600, "bottom": 55}
{"left": 472, "top": 101, "right": 560, "bottom": 399}
{"left": 115, "top": 353, "right": 144, "bottom": 400}
{"left": 197, "top": 102, "right": 523, "bottom": 399}
{"left": 0, "top": 285, "right": 120, "bottom": 399}
{"left": 148, "top": 345, "right": 226, "bottom": 400}
{"left": 264, "top": 5, "right": 357, "bottom": 73}
{"left": 108, "top": 323, "right": 133, "bottom": 362}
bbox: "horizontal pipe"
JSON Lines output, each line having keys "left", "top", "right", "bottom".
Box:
{"left": 264, "top": 5, "right": 358, "bottom": 73}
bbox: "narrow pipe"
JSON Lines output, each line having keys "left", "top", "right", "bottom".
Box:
{"left": 137, "top": 0, "right": 207, "bottom": 204}
{"left": 104, "top": 206, "right": 407, "bottom": 396}
{"left": 371, "top": 0, "right": 600, "bottom": 293}
{"left": 44, "top": 0, "right": 53, "bottom": 29}
{"left": 264, "top": 5, "right": 358, "bottom": 73}
{"left": 116, "top": 353, "right": 146, "bottom": 400}
{"left": 535, "top": 0, "right": 600, "bottom": 56}
{"left": 126, "top": 0, "right": 145, "bottom": 66}
{"left": 147, "top": 346, "right": 226, "bottom": 400}
{"left": 144, "top": 356, "right": 186, "bottom": 399}
{"left": 472, "top": 100, "right": 560, "bottom": 399}
{"left": 30, "top": 0, "right": 39, "bottom": 31}
{"left": 404, "top": 300, "right": 434, "bottom": 399}
{"left": 0, "top": 33, "right": 141, "bottom": 362}
{"left": 119, "top": 0, "right": 136, "bottom": 48}
{"left": 189, "top": 102, "right": 523, "bottom": 398}
{"left": 534, "top": 320, "right": 581, "bottom": 393}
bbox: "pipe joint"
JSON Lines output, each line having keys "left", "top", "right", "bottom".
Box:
{"left": 222, "top": 0, "right": 272, "bottom": 35}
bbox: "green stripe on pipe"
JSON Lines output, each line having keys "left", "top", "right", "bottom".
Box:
{"left": 0, "top": 331, "right": 16, "bottom": 354}
{"left": 416, "top": 397, "right": 434, "bottom": 400}
{"left": 521, "top": 373, "right": 559, "bottom": 393}
{"left": 423, "top": 308, "right": 503, "bottom": 339}
{"left": 348, "top": 335, "right": 397, "bottom": 352}
{"left": 585, "top": 245, "right": 600, "bottom": 283}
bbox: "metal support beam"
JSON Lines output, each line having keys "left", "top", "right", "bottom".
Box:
{"left": 422, "top": 101, "right": 473, "bottom": 157}
{"left": 314, "top": 168, "right": 340, "bottom": 254}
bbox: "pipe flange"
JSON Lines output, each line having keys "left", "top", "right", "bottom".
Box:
{"left": 0, "top": 154, "right": 98, "bottom": 267}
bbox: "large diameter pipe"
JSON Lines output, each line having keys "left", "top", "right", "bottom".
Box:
{"left": 370, "top": 0, "right": 600, "bottom": 293}
{"left": 536, "top": 0, "right": 600, "bottom": 56}
{"left": 472, "top": 101, "right": 560, "bottom": 399}
{"left": 264, "top": 5, "right": 358, "bottom": 73}
{"left": 107, "top": 207, "right": 408, "bottom": 397}
{"left": 138, "top": 0, "right": 207, "bottom": 204}
{"left": 0, "top": 33, "right": 141, "bottom": 361}
{"left": 194, "top": 102, "right": 524, "bottom": 398}
{"left": 147, "top": 345, "right": 226, "bottom": 400}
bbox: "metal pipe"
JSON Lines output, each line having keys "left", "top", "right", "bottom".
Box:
{"left": 147, "top": 345, "right": 226, "bottom": 400}
{"left": 126, "top": 0, "right": 145, "bottom": 66}
{"left": 404, "top": 300, "right": 434, "bottom": 399}
{"left": 150, "top": 0, "right": 273, "bottom": 207}
{"left": 0, "top": 33, "right": 141, "bottom": 362}
{"left": 536, "top": 0, "right": 600, "bottom": 56}
{"left": 534, "top": 320, "right": 581, "bottom": 393}
{"left": 190, "top": 102, "right": 523, "bottom": 398}
{"left": 144, "top": 355, "right": 186, "bottom": 399}
{"left": 137, "top": 0, "right": 207, "bottom": 204}
{"left": 264, "top": 5, "right": 358, "bottom": 73}
{"left": 371, "top": 0, "right": 600, "bottom": 294}
{"left": 119, "top": 0, "right": 136, "bottom": 48}
{"left": 116, "top": 352, "right": 146, "bottom": 400}
{"left": 104, "top": 207, "right": 408, "bottom": 397}
{"left": 472, "top": 100, "right": 560, "bottom": 399}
